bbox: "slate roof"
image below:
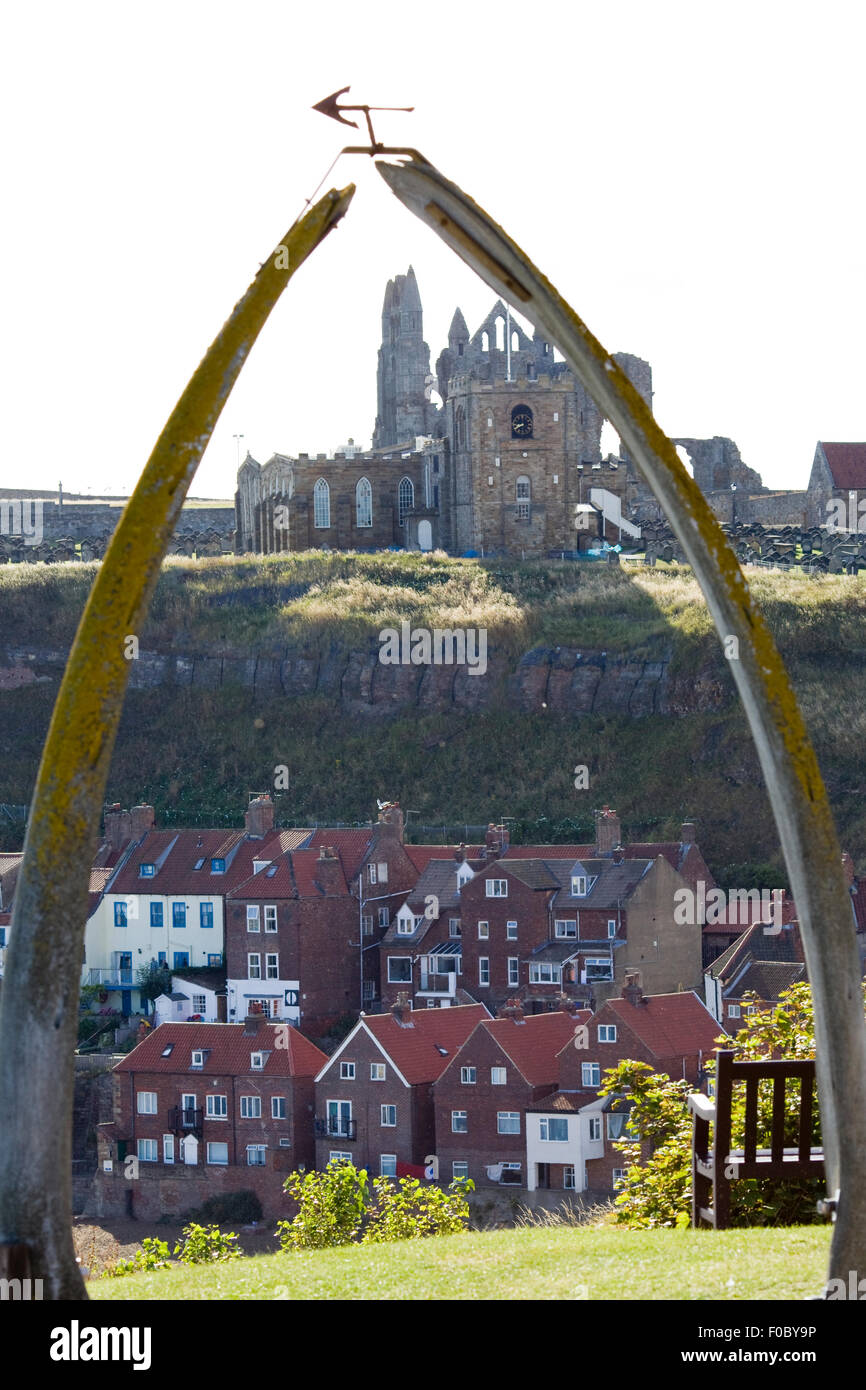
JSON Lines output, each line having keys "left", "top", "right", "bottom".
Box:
{"left": 113, "top": 1021, "right": 327, "bottom": 1077}
{"left": 404, "top": 859, "right": 467, "bottom": 912}
{"left": 353, "top": 1004, "right": 490, "bottom": 1084}
{"left": 601, "top": 991, "right": 722, "bottom": 1059}
{"left": 494, "top": 859, "right": 562, "bottom": 891}
{"left": 710, "top": 921, "right": 805, "bottom": 983}
{"left": 172, "top": 968, "right": 226, "bottom": 994}
{"left": 482, "top": 1010, "right": 591, "bottom": 1087}
{"left": 726, "top": 961, "right": 806, "bottom": 1000}
{"left": 526, "top": 941, "right": 585, "bottom": 964}
{"left": 547, "top": 858, "right": 652, "bottom": 911}
{"left": 820, "top": 442, "right": 866, "bottom": 490}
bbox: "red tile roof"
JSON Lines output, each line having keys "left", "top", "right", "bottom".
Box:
{"left": 113, "top": 1021, "right": 327, "bottom": 1077}
{"left": 820, "top": 442, "right": 866, "bottom": 490}
{"left": 308, "top": 829, "right": 372, "bottom": 881}
{"left": 403, "top": 845, "right": 483, "bottom": 871}
{"left": 484, "top": 1010, "right": 591, "bottom": 1086}
{"left": 605, "top": 992, "right": 722, "bottom": 1059}
{"left": 229, "top": 848, "right": 350, "bottom": 900}
{"left": 358, "top": 1004, "right": 489, "bottom": 1084}
{"left": 109, "top": 828, "right": 311, "bottom": 897}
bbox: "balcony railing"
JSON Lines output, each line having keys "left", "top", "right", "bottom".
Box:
{"left": 167, "top": 1106, "right": 204, "bottom": 1136}
{"left": 86, "top": 967, "right": 135, "bottom": 987}
{"left": 418, "top": 971, "right": 457, "bottom": 995}
{"left": 314, "top": 1117, "right": 357, "bottom": 1141}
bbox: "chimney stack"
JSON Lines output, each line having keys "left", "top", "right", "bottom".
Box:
{"left": 500, "top": 997, "right": 525, "bottom": 1022}
{"left": 315, "top": 847, "right": 342, "bottom": 895}
{"left": 484, "top": 823, "right": 510, "bottom": 858}
{"left": 103, "top": 803, "right": 131, "bottom": 852}
{"left": 622, "top": 972, "right": 644, "bottom": 1007}
{"left": 454, "top": 842, "right": 466, "bottom": 863}
{"left": 391, "top": 991, "right": 412, "bottom": 1025}
{"left": 374, "top": 801, "right": 404, "bottom": 843}
{"left": 245, "top": 794, "right": 275, "bottom": 838}
{"left": 681, "top": 821, "right": 696, "bottom": 845}
{"left": 243, "top": 1010, "right": 268, "bottom": 1035}
{"left": 130, "top": 804, "right": 155, "bottom": 840}
{"left": 595, "top": 806, "right": 621, "bottom": 855}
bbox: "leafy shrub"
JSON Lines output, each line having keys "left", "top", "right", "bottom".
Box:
{"left": 362, "top": 1176, "right": 474, "bottom": 1243}
{"left": 192, "top": 1189, "right": 262, "bottom": 1225}
{"left": 101, "top": 1237, "right": 172, "bottom": 1278}
{"left": 277, "top": 1161, "right": 369, "bottom": 1250}
{"left": 173, "top": 1223, "right": 241, "bottom": 1264}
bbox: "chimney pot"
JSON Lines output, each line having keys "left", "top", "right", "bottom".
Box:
{"left": 595, "top": 806, "right": 621, "bottom": 855}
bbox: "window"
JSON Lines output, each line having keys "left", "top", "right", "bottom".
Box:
{"left": 210, "top": 859, "right": 225, "bottom": 874}
{"left": 477, "top": 920, "right": 489, "bottom": 939}
{"left": 571, "top": 875, "right": 587, "bottom": 896}
{"left": 486, "top": 879, "right": 507, "bottom": 897}
{"left": 139, "top": 863, "right": 155, "bottom": 878}
{"left": 449, "top": 919, "right": 461, "bottom": 938}
{"left": 451, "top": 1111, "right": 468, "bottom": 1133}
{"left": 279, "top": 1138, "right": 291, "bottom": 1147}
{"left": 206, "top": 1095, "right": 227, "bottom": 1119}
{"left": 356, "top": 477, "right": 373, "bottom": 527}
{"left": 248, "top": 954, "right": 261, "bottom": 979}
{"left": 192, "top": 994, "right": 206, "bottom": 1013}
{"left": 529, "top": 962, "right": 561, "bottom": 984}
{"left": 264, "top": 905, "right": 277, "bottom": 932}
{"left": 250, "top": 1052, "right": 265, "bottom": 1071}
{"left": 181, "top": 1093, "right": 197, "bottom": 1124}
{"left": 272, "top": 1096, "right": 287, "bottom": 1119}
{"left": 247, "top": 1145, "right": 267, "bottom": 1166}
{"left": 728, "top": 1004, "right": 741, "bottom": 1018}
{"left": 194, "top": 858, "right": 205, "bottom": 871}
{"left": 207, "top": 954, "right": 221, "bottom": 967}
{"left": 460, "top": 1066, "right": 476, "bottom": 1085}
{"left": 398, "top": 477, "right": 415, "bottom": 526}
{"left": 379, "top": 1153, "right": 398, "bottom": 1177}
{"left": 506, "top": 920, "right": 518, "bottom": 939}
{"left": 163, "top": 1135, "right": 175, "bottom": 1164}
{"left": 563, "top": 1165, "right": 576, "bottom": 1189}
{"left": 200, "top": 902, "right": 213, "bottom": 929}
{"left": 369, "top": 863, "right": 377, "bottom": 885}
{"left": 137, "top": 1138, "right": 158, "bottom": 1163}
{"left": 607, "top": 919, "right": 617, "bottom": 938}
{"left": 361, "top": 915, "right": 374, "bottom": 936}
{"left": 150, "top": 902, "right": 163, "bottom": 929}
{"left": 613, "top": 1168, "right": 627, "bottom": 1187}
{"left": 607, "top": 1112, "right": 638, "bottom": 1142}
{"left": 555, "top": 919, "right": 576, "bottom": 938}
{"left": 207, "top": 1142, "right": 228, "bottom": 1166}
{"left": 491, "top": 1067, "right": 507, "bottom": 1086}
{"left": 581, "top": 1063, "right": 601, "bottom": 1086}
{"left": 380, "top": 1105, "right": 397, "bottom": 1127}
{"left": 377, "top": 862, "right": 388, "bottom": 883}
{"left": 387, "top": 958, "right": 411, "bottom": 983}
{"left": 266, "top": 953, "right": 279, "bottom": 980}
{"left": 497, "top": 1112, "right": 520, "bottom": 1134}
{"left": 515, "top": 475, "right": 531, "bottom": 519}
{"left": 507, "top": 958, "right": 519, "bottom": 987}
{"left": 539, "top": 1116, "right": 568, "bottom": 1142}
{"left": 191, "top": 1050, "right": 205, "bottom": 1068}
{"left": 452, "top": 1161, "right": 469, "bottom": 1180}
{"left": 329, "top": 1151, "right": 352, "bottom": 1164}
{"left": 588, "top": 1116, "right": 601, "bottom": 1141}
{"left": 598, "top": 1025, "right": 617, "bottom": 1042}
{"left": 479, "top": 958, "right": 490, "bottom": 986}
{"left": 246, "top": 905, "right": 260, "bottom": 932}
{"left": 746, "top": 1005, "right": 757, "bottom": 1017}
{"left": 114, "top": 901, "right": 127, "bottom": 928}
{"left": 172, "top": 902, "right": 186, "bottom": 929}
{"left": 585, "top": 958, "right": 613, "bottom": 982}
{"left": 240, "top": 1096, "right": 262, "bottom": 1119}
{"left": 370, "top": 1063, "right": 386, "bottom": 1081}
{"left": 136, "top": 1091, "right": 157, "bottom": 1114}
{"left": 314, "top": 477, "right": 330, "bottom": 528}
{"left": 340, "top": 1062, "right": 356, "bottom": 1080}
{"left": 378, "top": 907, "right": 390, "bottom": 928}
{"left": 396, "top": 917, "right": 414, "bottom": 936}
{"left": 173, "top": 951, "right": 189, "bottom": 969}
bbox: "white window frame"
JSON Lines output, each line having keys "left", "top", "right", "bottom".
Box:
{"left": 206, "top": 1094, "right": 227, "bottom": 1119}
{"left": 582, "top": 1063, "right": 601, "bottom": 1086}
{"left": 613, "top": 1168, "right": 627, "bottom": 1187}
{"left": 136, "top": 1091, "right": 157, "bottom": 1115}
{"left": 451, "top": 1110, "right": 468, "bottom": 1133}
{"left": 240, "top": 1095, "right": 262, "bottom": 1119}
{"left": 314, "top": 477, "right": 330, "bottom": 529}
{"left": 207, "top": 1141, "right": 228, "bottom": 1166}
{"left": 452, "top": 1161, "right": 469, "bottom": 1181}
{"left": 571, "top": 875, "right": 587, "bottom": 896}
{"left": 486, "top": 879, "right": 508, "bottom": 897}
{"left": 598, "top": 1024, "right": 617, "bottom": 1042}
{"left": 554, "top": 919, "right": 576, "bottom": 938}
{"left": 449, "top": 919, "right": 461, "bottom": 938}
{"left": 380, "top": 1104, "right": 397, "bottom": 1128}
{"left": 250, "top": 1051, "right": 265, "bottom": 1071}
{"left": 369, "top": 863, "right": 377, "bottom": 885}
{"left": 477, "top": 920, "right": 489, "bottom": 938}
{"left": 264, "top": 905, "right": 278, "bottom": 933}
{"left": 248, "top": 953, "right": 261, "bottom": 980}
{"left": 607, "top": 919, "right": 617, "bottom": 938}
{"left": 356, "top": 476, "right": 373, "bottom": 528}
{"left": 479, "top": 957, "right": 490, "bottom": 986}
{"left": 191, "top": 1049, "right": 204, "bottom": 1068}
{"left": 246, "top": 904, "right": 261, "bottom": 932}
{"left": 380, "top": 1153, "right": 398, "bottom": 1177}
{"left": 387, "top": 957, "right": 412, "bottom": 983}
{"left": 506, "top": 920, "right": 518, "bottom": 939}
{"left": 378, "top": 906, "right": 390, "bottom": 928}
{"left": 377, "top": 862, "right": 388, "bottom": 883}
{"left": 585, "top": 957, "right": 613, "bottom": 982}
{"left": 540, "top": 1116, "right": 569, "bottom": 1142}
{"left": 728, "top": 1004, "right": 741, "bottom": 1018}
{"left": 563, "top": 1165, "right": 576, "bottom": 1189}
{"left": 588, "top": 1116, "right": 601, "bottom": 1141}
{"left": 491, "top": 1067, "right": 507, "bottom": 1086}
{"left": 507, "top": 957, "right": 519, "bottom": 987}
{"left": 497, "top": 1112, "right": 520, "bottom": 1135}
{"left": 265, "top": 952, "right": 279, "bottom": 980}
{"left": 340, "top": 1062, "right": 356, "bottom": 1080}
{"left": 137, "top": 1138, "right": 158, "bottom": 1163}
{"left": 460, "top": 1066, "right": 476, "bottom": 1084}
{"left": 163, "top": 1134, "right": 175, "bottom": 1164}
{"left": 370, "top": 1063, "right": 386, "bottom": 1081}
{"left": 396, "top": 918, "right": 415, "bottom": 936}
{"left": 272, "top": 1096, "right": 287, "bottom": 1119}
{"left": 529, "top": 962, "right": 562, "bottom": 984}
{"left": 247, "top": 1144, "right": 267, "bottom": 1166}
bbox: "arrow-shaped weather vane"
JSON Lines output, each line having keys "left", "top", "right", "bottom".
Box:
{"left": 313, "top": 85, "right": 414, "bottom": 153}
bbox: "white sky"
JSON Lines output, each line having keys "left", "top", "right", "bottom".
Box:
{"left": 2, "top": 0, "right": 864, "bottom": 500}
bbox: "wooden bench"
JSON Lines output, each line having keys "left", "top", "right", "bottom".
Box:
{"left": 688, "top": 1050, "right": 825, "bottom": 1229}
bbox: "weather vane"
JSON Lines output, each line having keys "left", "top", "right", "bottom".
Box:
{"left": 313, "top": 85, "right": 419, "bottom": 156}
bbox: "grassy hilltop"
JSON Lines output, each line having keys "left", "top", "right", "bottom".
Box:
{"left": 1, "top": 552, "right": 865, "bottom": 880}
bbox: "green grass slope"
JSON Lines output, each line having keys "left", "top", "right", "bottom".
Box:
{"left": 87, "top": 1224, "right": 831, "bottom": 1301}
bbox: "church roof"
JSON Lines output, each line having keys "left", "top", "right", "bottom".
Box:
{"left": 819, "top": 442, "right": 866, "bottom": 490}
{"left": 448, "top": 307, "right": 469, "bottom": 342}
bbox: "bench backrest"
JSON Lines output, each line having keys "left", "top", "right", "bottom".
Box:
{"left": 715, "top": 1050, "right": 817, "bottom": 1170}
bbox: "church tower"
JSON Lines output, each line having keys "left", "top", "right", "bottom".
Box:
{"left": 373, "top": 267, "right": 436, "bottom": 449}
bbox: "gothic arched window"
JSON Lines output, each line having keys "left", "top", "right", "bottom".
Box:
{"left": 398, "top": 477, "right": 414, "bottom": 526}
{"left": 516, "top": 475, "right": 531, "bottom": 520}
{"left": 455, "top": 405, "right": 465, "bottom": 450}
{"left": 313, "top": 477, "right": 330, "bottom": 529}
{"left": 356, "top": 477, "right": 373, "bottom": 528}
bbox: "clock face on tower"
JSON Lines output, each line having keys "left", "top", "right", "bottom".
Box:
{"left": 511, "top": 409, "right": 533, "bottom": 439}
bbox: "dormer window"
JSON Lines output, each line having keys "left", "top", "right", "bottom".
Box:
{"left": 251, "top": 1052, "right": 264, "bottom": 1071}
{"left": 571, "top": 875, "right": 587, "bottom": 896}
{"left": 139, "top": 863, "right": 155, "bottom": 878}
{"left": 211, "top": 858, "right": 226, "bottom": 874}
{"left": 191, "top": 1050, "right": 204, "bottom": 1068}
{"left": 193, "top": 858, "right": 205, "bottom": 870}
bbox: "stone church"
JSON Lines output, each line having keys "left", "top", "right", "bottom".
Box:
{"left": 234, "top": 266, "right": 661, "bottom": 558}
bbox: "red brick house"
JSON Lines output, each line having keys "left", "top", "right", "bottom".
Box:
{"left": 704, "top": 920, "right": 806, "bottom": 1029}
{"left": 92, "top": 1017, "right": 327, "bottom": 1220}
{"left": 432, "top": 1005, "right": 588, "bottom": 1188}
{"left": 380, "top": 853, "right": 483, "bottom": 1009}
{"left": 313, "top": 998, "right": 488, "bottom": 1177}
{"left": 527, "top": 979, "right": 721, "bottom": 1194}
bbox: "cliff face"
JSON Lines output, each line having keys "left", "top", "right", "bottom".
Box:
{"left": 0, "top": 643, "right": 728, "bottom": 718}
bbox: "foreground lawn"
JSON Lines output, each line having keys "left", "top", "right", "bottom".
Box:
{"left": 88, "top": 1225, "right": 831, "bottom": 1301}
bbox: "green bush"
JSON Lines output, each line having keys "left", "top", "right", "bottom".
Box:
{"left": 173, "top": 1223, "right": 241, "bottom": 1264}
{"left": 191, "top": 1189, "right": 263, "bottom": 1225}
{"left": 362, "top": 1175, "right": 474, "bottom": 1243}
{"left": 101, "top": 1237, "right": 172, "bottom": 1278}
